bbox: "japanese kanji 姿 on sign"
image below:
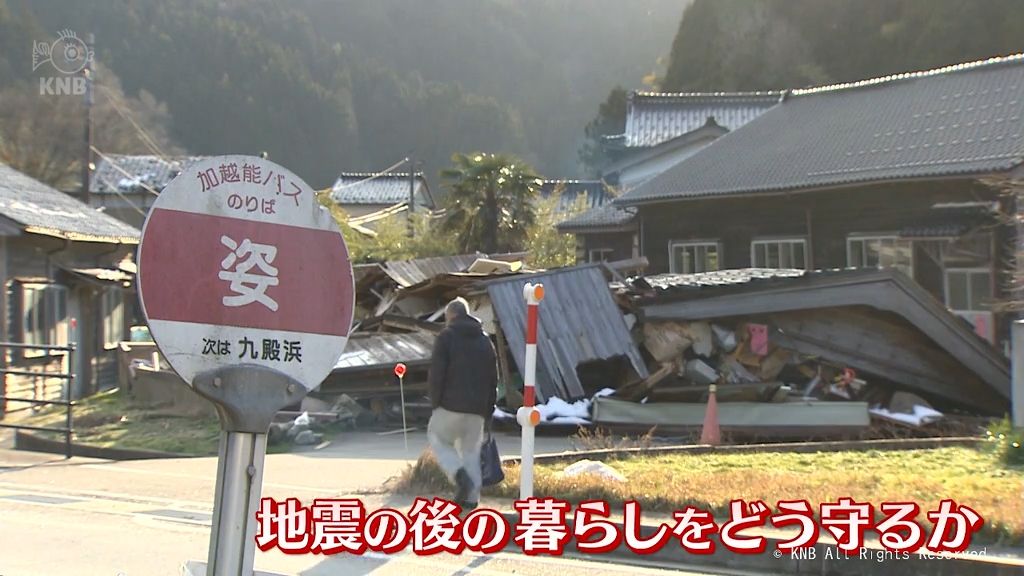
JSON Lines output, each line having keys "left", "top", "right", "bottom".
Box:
{"left": 137, "top": 155, "right": 354, "bottom": 391}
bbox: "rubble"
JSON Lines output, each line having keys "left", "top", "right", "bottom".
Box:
{"left": 560, "top": 460, "right": 627, "bottom": 483}
{"left": 287, "top": 260, "right": 1007, "bottom": 442}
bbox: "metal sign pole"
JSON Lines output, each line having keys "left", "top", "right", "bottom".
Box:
{"left": 192, "top": 365, "right": 306, "bottom": 576}
{"left": 394, "top": 363, "right": 408, "bottom": 452}
{"left": 516, "top": 283, "right": 544, "bottom": 499}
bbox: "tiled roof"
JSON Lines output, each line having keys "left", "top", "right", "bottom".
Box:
{"left": 537, "top": 180, "right": 610, "bottom": 213}
{"left": 556, "top": 203, "right": 637, "bottom": 231}
{"left": 330, "top": 172, "right": 434, "bottom": 209}
{"left": 0, "top": 163, "right": 140, "bottom": 243}
{"left": 636, "top": 268, "right": 809, "bottom": 292}
{"left": 618, "top": 55, "right": 1024, "bottom": 205}
{"left": 90, "top": 154, "right": 207, "bottom": 195}
{"left": 622, "top": 91, "right": 780, "bottom": 148}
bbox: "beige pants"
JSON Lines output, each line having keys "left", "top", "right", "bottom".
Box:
{"left": 427, "top": 407, "right": 484, "bottom": 503}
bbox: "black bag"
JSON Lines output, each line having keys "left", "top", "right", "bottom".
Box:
{"left": 480, "top": 433, "right": 505, "bottom": 487}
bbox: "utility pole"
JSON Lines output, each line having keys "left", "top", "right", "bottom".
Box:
{"left": 407, "top": 156, "right": 416, "bottom": 238}
{"left": 81, "top": 33, "right": 94, "bottom": 206}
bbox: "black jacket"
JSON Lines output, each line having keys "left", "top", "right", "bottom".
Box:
{"left": 428, "top": 315, "right": 498, "bottom": 418}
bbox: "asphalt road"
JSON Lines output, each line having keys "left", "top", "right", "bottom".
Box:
{"left": 0, "top": 432, "right": 738, "bottom": 575}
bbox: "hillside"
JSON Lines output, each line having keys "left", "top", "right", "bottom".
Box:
{"left": 5, "top": 0, "right": 684, "bottom": 186}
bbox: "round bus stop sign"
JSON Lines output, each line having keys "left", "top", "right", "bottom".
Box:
{"left": 137, "top": 155, "right": 354, "bottom": 392}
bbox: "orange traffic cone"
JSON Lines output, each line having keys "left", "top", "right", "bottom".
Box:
{"left": 700, "top": 384, "right": 721, "bottom": 446}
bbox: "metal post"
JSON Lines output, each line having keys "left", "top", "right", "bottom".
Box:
{"left": 81, "top": 33, "right": 94, "bottom": 206}
{"left": 65, "top": 343, "right": 74, "bottom": 459}
{"left": 1013, "top": 320, "right": 1024, "bottom": 428}
{"left": 398, "top": 374, "right": 408, "bottom": 452}
{"left": 191, "top": 365, "right": 307, "bottom": 576}
{"left": 206, "top": 430, "right": 266, "bottom": 576}
{"left": 516, "top": 283, "right": 544, "bottom": 499}
{"left": 407, "top": 158, "right": 416, "bottom": 238}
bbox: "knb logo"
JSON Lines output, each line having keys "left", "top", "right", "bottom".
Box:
{"left": 32, "top": 29, "right": 92, "bottom": 96}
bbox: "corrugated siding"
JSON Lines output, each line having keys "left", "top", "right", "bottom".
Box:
{"left": 382, "top": 254, "right": 481, "bottom": 287}
{"left": 487, "top": 266, "right": 648, "bottom": 401}
{"left": 333, "top": 332, "right": 435, "bottom": 371}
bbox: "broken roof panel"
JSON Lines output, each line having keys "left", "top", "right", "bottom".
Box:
{"left": 487, "top": 265, "right": 649, "bottom": 401}
{"left": 381, "top": 254, "right": 484, "bottom": 288}
{"left": 332, "top": 332, "right": 435, "bottom": 373}
{"left": 0, "top": 162, "right": 140, "bottom": 243}
{"left": 618, "top": 55, "right": 1024, "bottom": 205}
{"left": 639, "top": 267, "right": 1010, "bottom": 414}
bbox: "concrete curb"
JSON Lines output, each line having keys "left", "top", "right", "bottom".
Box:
{"left": 493, "top": 510, "right": 1022, "bottom": 575}
{"left": 502, "top": 436, "right": 981, "bottom": 465}
{"left": 14, "top": 430, "right": 199, "bottom": 460}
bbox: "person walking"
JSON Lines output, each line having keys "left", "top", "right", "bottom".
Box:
{"left": 427, "top": 297, "right": 497, "bottom": 510}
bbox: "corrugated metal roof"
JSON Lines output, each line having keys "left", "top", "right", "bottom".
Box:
{"left": 557, "top": 203, "right": 637, "bottom": 231}
{"left": 486, "top": 266, "right": 649, "bottom": 401}
{"left": 623, "top": 91, "right": 780, "bottom": 148}
{"left": 333, "top": 332, "right": 435, "bottom": 372}
{"left": 382, "top": 254, "right": 483, "bottom": 288}
{"left": 330, "top": 172, "right": 434, "bottom": 209}
{"left": 618, "top": 54, "right": 1024, "bottom": 205}
{"left": 90, "top": 154, "right": 208, "bottom": 194}
{"left": 0, "top": 163, "right": 140, "bottom": 243}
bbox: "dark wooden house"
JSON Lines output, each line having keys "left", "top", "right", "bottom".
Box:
{"left": 610, "top": 54, "right": 1024, "bottom": 348}
{"left": 0, "top": 162, "right": 140, "bottom": 402}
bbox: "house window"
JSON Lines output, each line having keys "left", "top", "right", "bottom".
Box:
{"left": 102, "top": 287, "right": 125, "bottom": 347}
{"left": 21, "top": 284, "right": 68, "bottom": 347}
{"left": 751, "top": 238, "right": 807, "bottom": 269}
{"left": 847, "top": 235, "right": 913, "bottom": 278}
{"left": 588, "top": 248, "right": 614, "bottom": 262}
{"left": 945, "top": 268, "right": 991, "bottom": 312}
{"left": 669, "top": 241, "right": 720, "bottom": 274}
{"left": 945, "top": 268, "right": 994, "bottom": 343}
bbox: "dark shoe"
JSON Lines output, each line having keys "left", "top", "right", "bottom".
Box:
{"left": 454, "top": 468, "right": 472, "bottom": 504}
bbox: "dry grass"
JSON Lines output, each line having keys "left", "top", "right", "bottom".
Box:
{"left": 17, "top": 389, "right": 222, "bottom": 455}
{"left": 393, "top": 446, "right": 1024, "bottom": 545}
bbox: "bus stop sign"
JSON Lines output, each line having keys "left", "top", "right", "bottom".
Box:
{"left": 138, "top": 154, "right": 354, "bottom": 392}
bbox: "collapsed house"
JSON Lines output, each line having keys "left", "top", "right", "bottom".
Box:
{"left": 593, "top": 267, "right": 1010, "bottom": 437}
{"left": 309, "top": 254, "right": 1010, "bottom": 439}
{"left": 121, "top": 250, "right": 1011, "bottom": 440}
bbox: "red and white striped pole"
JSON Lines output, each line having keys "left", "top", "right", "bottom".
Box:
{"left": 516, "top": 282, "right": 544, "bottom": 498}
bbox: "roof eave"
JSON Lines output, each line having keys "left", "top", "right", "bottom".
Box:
{"left": 615, "top": 166, "right": 1023, "bottom": 208}
{"left": 24, "top": 226, "right": 140, "bottom": 245}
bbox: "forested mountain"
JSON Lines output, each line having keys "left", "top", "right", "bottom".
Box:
{"left": 662, "top": 0, "right": 1024, "bottom": 92}
{"left": 1, "top": 0, "right": 683, "bottom": 187}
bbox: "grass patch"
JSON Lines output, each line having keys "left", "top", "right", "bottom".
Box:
{"left": 394, "top": 446, "right": 1024, "bottom": 545}
{"left": 16, "top": 389, "right": 221, "bottom": 456}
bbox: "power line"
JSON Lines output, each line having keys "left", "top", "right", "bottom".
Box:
{"left": 98, "top": 84, "right": 170, "bottom": 160}
{"left": 93, "top": 174, "right": 148, "bottom": 217}
{"left": 89, "top": 145, "right": 162, "bottom": 197}
{"left": 330, "top": 157, "right": 410, "bottom": 192}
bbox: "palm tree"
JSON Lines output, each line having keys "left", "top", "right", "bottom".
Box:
{"left": 440, "top": 152, "right": 542, "bottom": 254}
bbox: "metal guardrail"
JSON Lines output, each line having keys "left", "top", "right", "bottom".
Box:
{"left": 0, "top": 342, "right": 75, "bottom": 458}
